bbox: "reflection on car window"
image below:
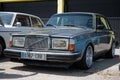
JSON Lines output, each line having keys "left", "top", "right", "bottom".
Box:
{"left": 31, "top": 17, "right": 43, "bottom": 27}
{"left": 0, "top": 13, "right": 13, "bottom": 25}
{"left": 46, "top": 14, "right": 93, "bottom": 28}
{"left": 100, "top": 17, "right": 111, "bottom": 30}
{"left": 13, "top": 15, "right": 31, "bottom": 27}
{"left": 96, "top": 16, "right": 111, "bottom": 30}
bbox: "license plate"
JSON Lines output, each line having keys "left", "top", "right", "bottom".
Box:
{"left": 21, "top": 51, "right": 46, "bottom": 60}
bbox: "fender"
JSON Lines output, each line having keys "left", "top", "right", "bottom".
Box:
{"left": 79, "top": 39, "right": 94, "bottom": 58}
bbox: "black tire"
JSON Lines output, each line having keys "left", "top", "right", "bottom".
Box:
{"left": 0, "top": 43, "right": 3, "bottom": 57}
{"left": 105, "top": 42, "right": 115, "bottom": 58}
{"left": 76, "top": 45, "right": 94, "bottom": 69}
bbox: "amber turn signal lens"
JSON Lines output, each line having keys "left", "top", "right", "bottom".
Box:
{"left": 69, "top": 44, "right": 75, "bottom": 51}
{"left": 8, "top": 41, "right": 12, "bottom": 47}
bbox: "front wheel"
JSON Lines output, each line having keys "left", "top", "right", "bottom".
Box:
{"left": 76, "top": 45, "right": 94, "bottom": 69}
{"left": 0, "top": 43, "right": 3, "bottom": 56}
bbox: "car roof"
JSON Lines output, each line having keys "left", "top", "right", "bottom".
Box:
{"left": 53, "top": 12, "right": 104, "bottom": 16}
{"left": 0, "top": 11, "right": 40, "bottom": 18}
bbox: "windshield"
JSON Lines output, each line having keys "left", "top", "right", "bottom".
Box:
{"left": 46, "top": 14, "right": 93, "bottom": 28}
{"left": 0, "top": 13, "right": 14, "bottom": 25}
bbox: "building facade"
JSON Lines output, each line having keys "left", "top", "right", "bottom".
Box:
{"left": 0, "top": 0, "right": 120, "bottom": 18}
{"left": 0, "top": 0, "right": 120, "bottom": 43}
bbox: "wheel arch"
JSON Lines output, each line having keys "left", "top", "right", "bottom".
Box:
{"left": 0, "top": 36, "right": 6, "bottom": 49}
{"left": 85, "top": 41, "right": 95, "bottom": 56}
{"left": 88, "top": 42, "right": 94, "bottom": 53}
{"left": 80, "top": 41, "right": 94, "bottom": 58}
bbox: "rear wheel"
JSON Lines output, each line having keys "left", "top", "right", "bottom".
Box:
{"left": 76, "top": 45, "right": 93, "bottom": 69}
{"left": 105, "top": 42, "right": 115, "bottom": 58}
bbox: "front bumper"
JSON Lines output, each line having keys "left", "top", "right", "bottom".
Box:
{"left": 4, "top": 48, "right": 82, "bottom": 63}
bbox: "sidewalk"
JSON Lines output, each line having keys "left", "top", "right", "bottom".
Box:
{"left": 115, "top": 49, "right": 120, "bottom": 71}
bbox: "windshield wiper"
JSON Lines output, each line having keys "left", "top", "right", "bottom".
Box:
{"left": 64, "top": 24, "right": 77, "bottom": 27}
{"left": 64, "top": 24, "right": 88, "bottom": 29}
{"left": 46, "top": 24, "right": 57, "bottom": 28}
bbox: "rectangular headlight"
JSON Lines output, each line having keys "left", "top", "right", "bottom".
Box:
{"left": 12, "top": 37, "right": 25, "bottom": 47}
{"left": 52, "top": 38, "right": 69, "bottom": 50}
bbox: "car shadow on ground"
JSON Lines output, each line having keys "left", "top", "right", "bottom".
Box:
{"left": 0, "top": 57, "right": 7, "bottom": 74}
{"left": 10, "top": 56, "right": 120, "bottom": 77}
{"left": 0, "top": 72, "right": 37, "bottom": 79}
{"left": 0, "top": 56, "right": 9, "bottom": 63}
{"left": 0, "top": 57, "right": 38, "bottom": 79}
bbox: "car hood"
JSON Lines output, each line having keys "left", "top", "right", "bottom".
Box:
{"left": 16, "top": 27, "right": 94, "bottom": 38}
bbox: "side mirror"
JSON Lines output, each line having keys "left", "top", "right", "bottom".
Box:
{"left": 97, "top": 25, "right": 104, "bottom": 30}
{"left": 14, "top": 22, "right": 22, "bottom": 26}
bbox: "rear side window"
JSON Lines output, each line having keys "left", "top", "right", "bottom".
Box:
{"left": 31, "top": 17, "right": 43, "bottom": 27}
{"left": 96, "top": 16, "right": 111, "bottom": 30}
{"left": 13, "top": 15, "right": 31, "bottom": 27}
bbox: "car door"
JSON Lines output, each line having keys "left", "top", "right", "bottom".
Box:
{"left": 96, "top": 15, "right": 111, "bottom": 53}
{"left": 13, "top": 14, "right": 31, "bottom": 27}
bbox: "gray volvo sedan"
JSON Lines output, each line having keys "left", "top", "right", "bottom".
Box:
{"left": 4, "top": 12, "right": 116, "bottom": 69}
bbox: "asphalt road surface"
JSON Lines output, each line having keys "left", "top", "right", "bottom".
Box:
{"left": 0, "top": 56, "right": 120, "bottom": 80}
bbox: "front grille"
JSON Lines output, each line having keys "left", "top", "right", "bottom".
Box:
{"left": 24, "top": 35, "right": 48, "bottom": 50}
